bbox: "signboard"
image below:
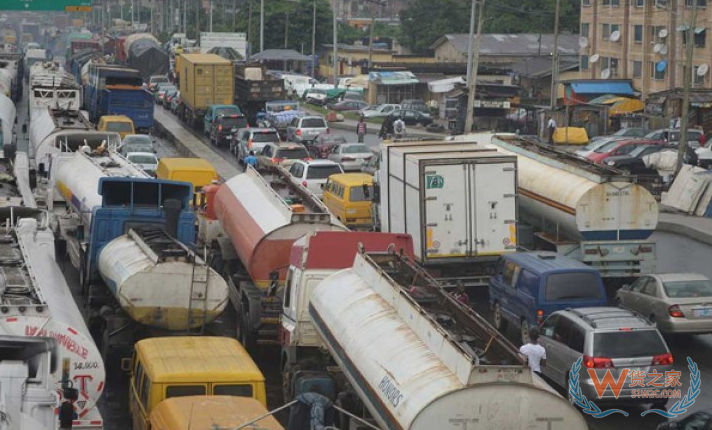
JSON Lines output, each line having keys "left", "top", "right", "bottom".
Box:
{"left": 0, "top": 0, "right": 92, "bottom": 11}
{"left": 473, "top": 100, "right": 511, "bottom": 109}
{"left": 426, "top": 175, "right": 444, "bottom": 189}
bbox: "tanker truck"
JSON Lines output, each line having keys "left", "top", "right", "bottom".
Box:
{"left": 0, "top": 211, "right": 104, "bottom": 429}
{"left": 28, "top": 62, "right": 82, "bottom": 119}
{"left": 0, "top": 93, "right": 16, "bottom": 150}
{"left": 49, "top": 151, "right": 229, "bottom": 366}
{"left": 123, "top": 33, "right": 168, "bottom": 81}
{"left": 197, "top": 165, "right": 346, "bottom": 349}
{"left": 308, "top": 248, "right": 588, "bottom": 430}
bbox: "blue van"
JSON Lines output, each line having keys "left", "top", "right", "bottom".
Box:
{"left": 488, "top": 251, "right": 607, "bottom": 344}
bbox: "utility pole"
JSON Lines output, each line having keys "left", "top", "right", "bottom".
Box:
{"left": 332, "top": 0, "right": 338, "bottom": 88}
{"left": 466, "top": 0, "right": 476, "bottom": 83}
{"left": 464, "top": 0, "right": 485, "bottom": 134}
{"left": 550, "top": 0, "right": 561, "bottom": 110}
{"left": 311, "top": 0, "right": 316, "bottom": 77}
{"left": 260, "top": 0, "right": 264, "bottom": 52}
{"left": 678, "top": 2, "right": 699, "bottom": 174}
{"left": 367, "top": 3, "right": 375, "bottom": 68}
{"left": 209, "top": 0, "right": 213, "bottom": 32}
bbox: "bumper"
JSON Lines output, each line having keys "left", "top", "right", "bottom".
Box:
{"left": 656, "top": 318, "right": 712, "bottom": 334}
{"left": 341, "top": 161, "right": 365, "bottom": 171}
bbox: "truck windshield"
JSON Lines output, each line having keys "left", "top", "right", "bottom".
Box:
{"left": 544, "top": 272, "right": 603, "bottom": 300}
{"left": 349, "top": 185, "right": 373, "bottom": 202}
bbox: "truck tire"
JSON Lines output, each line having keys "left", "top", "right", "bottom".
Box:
{"left": 239, "top": 307, "right": 257, "bottom": 352}
{"left": 520, "top": 319, "right": 530, "bottom": 345}
{"left": 493, "top": 303, "right": 507, "bottom": 332}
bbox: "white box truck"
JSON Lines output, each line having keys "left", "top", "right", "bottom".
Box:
{"left": 378, "top": 140, "right": 518, "bottom": 284}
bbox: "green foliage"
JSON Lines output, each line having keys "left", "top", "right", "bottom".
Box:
{"left": 399, "top": 0, "right": 580, "bottom": 54}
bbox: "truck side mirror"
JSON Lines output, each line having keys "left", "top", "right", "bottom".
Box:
{"left": 362, "top": 184, "right": 370, "bottom": 199}
{"left": 120, "top": 358, "right": 131, "bottom": 372}
{"left": 372, "top": 184, "right": 380, "bottom": 201}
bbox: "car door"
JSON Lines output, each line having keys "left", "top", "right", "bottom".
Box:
{"left": 259, "top": 145, "right": 273, "bottom": 167}
{"left": 328, "top": 145, "right": 341, "bottom": 163}
{"left": 548, "top": 315, "right": 575, "bottom": 387}
{"left": 539, "top": 314, "right": 563, "bottom": 384}
{"left": 500, "top": 262, "right": 521, "bottom": 324}
{"left": 639, "top": 277, "right": 664, "bottom": 320}
{"left": 621, "top": 276, "right": 651, "bottom": 313}
{"left": 404, "top": 110, "right": 417, "bottom": 125}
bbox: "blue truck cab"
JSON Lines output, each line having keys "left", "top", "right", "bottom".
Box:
{"left": 203, "top": 104, "right": 241, "bottom": 135}
{"left": 488, "top": 251, "right": 607, "bottom": 344}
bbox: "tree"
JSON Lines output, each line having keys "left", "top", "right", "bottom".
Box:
{"left": 399, "top": 0, "right": 471, "bottom": 54}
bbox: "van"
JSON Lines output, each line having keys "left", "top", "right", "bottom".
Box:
{"left": 127, "top": 337, "right": 267, "bottom": 430}
{"left": 156, "top": 158, "right": 219, "bottom": 201}
{"left": 322, "top": 173, "right": 373, "bottom": 229}
{"left": 150, "top": 396, "right": 283, "bottom": 430}
{"left": 488, "top": 251, "right": 607, "bottom": 344}
{"left": 97, "top": 115, "right": 136, "bottom": 140}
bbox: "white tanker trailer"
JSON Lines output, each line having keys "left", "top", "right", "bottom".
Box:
{"left": 50, "top": 151, "right": 229, "bottom": 364}
{"left": 310, "top": 250, "right": 588, "bottom": 430}
{"left": 0, "top": 212, "right": 104, "bottom": 429}
{"left": 28, "top": 62, "right": 82, "bottom": 120}
{"left": 0, "top": 92, "right": 16, "bottom": 147}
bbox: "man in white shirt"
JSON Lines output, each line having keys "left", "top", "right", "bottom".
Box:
{"left": 519, "top": 328, "right": 547, "bottom": 375}
{"left": 547, "top": 117, "right": 557, "bottom": 145}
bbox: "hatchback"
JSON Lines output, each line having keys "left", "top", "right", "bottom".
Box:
{"left": 615, "top": 273, "right": 712, "bottom": 335}
{"left": 232, "top": 128, "right": 280, "bottom": 161}
{"left": 328, "top": 143, "right": 373, "bottom": 171}
{"left": 286, "top": 116, "right": 329, "bottom": 144}
{"left": 539, "top": 307, "right": 672, "bottom": 409}
{"left": 287, "top": 160, "right": 344, "bottom": 198}
{"left": 257, "top": 142, "right": 311, "bottom": 170}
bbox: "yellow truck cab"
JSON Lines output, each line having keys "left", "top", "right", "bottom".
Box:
{"left": 149, "top": 396, "right": 283, "bottom": 430}
{"left": 127, "top": 336, "right": 267, "bottom": 430}
{"left": 155, "top": 158, "right": 218, "bottom": 202}
{"left": 322, "top": 173, "right": 374, "bottom": 229}
{"left": 97, "top": 115, "right": 135, "bottom": 140}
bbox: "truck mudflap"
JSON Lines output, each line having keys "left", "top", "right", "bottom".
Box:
{"left": 560, "top": 240, "right": 656, "bottom": 278}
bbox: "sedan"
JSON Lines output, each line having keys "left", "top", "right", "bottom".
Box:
{"left": 360, "top": 104, "right": 400, "bottom": 118}
{"left": 388, "top": 109, "right": 433, "bottom": 126}
{"left": 602, "top": 144, "right": 666, "bottom": 174}
{"left": 308, "top": 133, "right": 347, "bottom": 159}
{"left": 155, "top": 85, "right": 176, "bottom": 104}
{"left": 327, "top": 100, "right": 369, "bottom": 111}
{"left": 162, "top": 89, "right": 178, "bottom": 109}
{"left": 170, "top": 91, "right": 182, "bottom": 113}
{"left": 574, "top": 136, "right": 628, "bottom": 158}
{"left": 586, "top": 139, "right": 663, "bottom": 164}
{"left": 588, "top": 127, "right": 650, "bottom": 145}
{"left": 615, "top": 273, "right": 712, "bottom": 334}
{"left": 328, "top": 143, "right": 373, "bottom": 171}
{"left": 656, "top": 409, "right": 712, "bottom": 430}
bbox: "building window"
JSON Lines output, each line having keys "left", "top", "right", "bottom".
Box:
{"left": 634, "top": 25, "right": 643, "bottom": 42}
{"left": 581, "top": 23, "right": 590, "bottom": 37}
{"left": 602, "top": 24, "right": 619, "bottom": 40}
{"left": 610, "top": 57, "right": 620, "bottom": 76}
{"left": 685, "top": 0, "right": 707, "bottom": 7}
{"left": 601, "top": 56, "right": 610, "bottom": 70}
{"left": 651, "top": 25, "right": 667, "bottom": 42}
{"left": 682, "top": 28, "right": 706, "bottom": 47}
{"left": 636, "top": 0, "right": 645, "bottom": 6}
{"left": 581, "top": 55, "right": 589, "bottom": 70}
{"left": 694, "top": 66, "right": 707, "bottom": 85}
{"left": 583, "top": 0, "right": 590, "bottom": 5}
{"left": 651, "top": 61, "right": 666, "bottom": 80}
{"left": 655, "top": 0, "right": 668, "bottom": 7}
{"left": 633, "top": 60, "right": 643, "bottom": 78}
{"left": 603, "top": 0, "right": 621, "bottom": 5}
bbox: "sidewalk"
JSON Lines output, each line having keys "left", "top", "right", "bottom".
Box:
{"left": 657, "top": 211, "right": 712, "bottom": 246}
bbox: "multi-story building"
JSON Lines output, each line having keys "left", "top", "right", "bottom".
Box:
{"left": 580, "top": 0, "right": 711, "bottom": 100}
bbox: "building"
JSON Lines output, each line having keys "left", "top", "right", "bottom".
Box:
{"left": 320, "top": 43, "right": 399, "bottom": 77}
{"left": 337, "top": 0, "right": 409, "bottom": 20}
{"left": 581, "top": 0, "right": 712, "bottom": 126}
{"left": 430, "top": 34, "right": 580, "bottom": 65}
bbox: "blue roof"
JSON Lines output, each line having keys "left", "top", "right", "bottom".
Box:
{"left": 570, "top": 81, "right": 634, "bottom": 96}
{"left": 502, "top": 251, "right": 599, "bottom": 274}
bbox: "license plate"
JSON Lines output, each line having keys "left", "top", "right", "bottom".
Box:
{"left": 693, "top": 308, "right": 712, "bottom": 317}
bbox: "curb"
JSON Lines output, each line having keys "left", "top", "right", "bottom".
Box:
{"left": 656, "top": 219, "right": 712, "bottom": 247}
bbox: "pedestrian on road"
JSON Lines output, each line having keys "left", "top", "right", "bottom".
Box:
{"left": 379, "top": 116, "right": 395, "bottom": 139}
{"left": 518, "top": 328, "right": 547, "bottom": 376}
{"left": 244, "top": 151, "right": 258, "bottom": 168}
{"left": 357, "top": 116, "right": 367, "bottom": 143}
{"left": 450, "top": 281, "right": 470, "bottom": 306}
{"left": 394, "top": 118, "right": 406, "bottom": 138}
{"left": 547, "top": 117, "right": 557, "bottom": 145}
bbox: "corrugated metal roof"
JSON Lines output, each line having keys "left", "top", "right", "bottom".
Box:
{"left": 251, "top": 49, "right": 310, "bottom": 61}
{"left": 431, "top": 34, "right": 580, "bottom": 57}
{"left": 503, "top": 251, "right": 597, "bottom": 273}
{"left": 570, "top": 81, "right": 634, "bottom": 96}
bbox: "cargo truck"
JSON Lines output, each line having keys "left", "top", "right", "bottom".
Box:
{"left": 234, "top": 65, "right": 285, "bottom": 124}
{"left": 302, "top": 248, "right": 588, "bottom": 430}
{"left": 176, "top": 53, "right": 234, "bottom": 130}
{"left": 123, "top": 33, "right": 168, "bottom": 81}
{"left": 375, "top": 138, "right": 518, "bottom": 287}
{"left": 84, "top": 65, "right": 154, "bottom": 131}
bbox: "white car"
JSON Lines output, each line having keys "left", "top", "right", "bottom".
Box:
{"left": 305, "top": 88, "right": 328, "bottom": 105}
{"left": 360, "top": 104, "right": 400, "bottom": 118}
{"left": 126, "top": 152, "right": 159, "bottom": 176}
{"left": 328, "top": 143, "right": 374, "bottom": 171}
{"left": 696, "top": 139, "right": 712, "bottom": 168}
{"left": 288, "top": 159, "right": 344, "bottom": 198}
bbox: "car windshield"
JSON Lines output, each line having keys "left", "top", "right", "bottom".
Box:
{"left": 593, "top": 330, "right": 667, "bottom": 358}
{"left": 151, "top": 77, "right": 169, "bottom": 84}
{"left": 350, "top": 185, "right": 373, "bottom": 201}
{"left": 277, "top": 147, "right": 308, "bottom": 159}
{"left": 319, "top": 135, "right": 346, "bottom": 144}
{"left": 122, "top": 135, "right": 151, "bottom": 145}
{"left": 663, "top": 280, "right": 712, "bottom": 298}
{"left": 106, "top": 122, "right": 134, "bottom": 132}
{"left": 623, "top": 128, "right": 648, "bottom": 137}
{"left": 128, "top": 154, "right": 157, "bottom": 164}
{"left": 303, "top": 118, "right": 326, "bottom": 128}
{"left": 595, "top": 141, "right": 623, "bottom": 153}
{"left": 221, "top": 116, "right": 247, "bottom": 129}
{"left": 159, "top": 86, "right": 176, "bottom": 93}
{"left": 252, "top": 132, "right": 279, "bottom": 142}
{"left": 583, "top": 140, "right": 606, "bottom": 151}
{"left": 307, "top": 165, "right": 342, "bottom": 179}
{"left": 309, "top": 89, "right": 326, "bottom": 95}
{"left": 544, "top": 272, "right": 603, "bottom": 300}
{"left": 627, "top": 145, "right": 657, "bottom": 157}
{"left": 342, "top": 144, "right": 369, "bottom": 154}
{"left": 124, "top": 143, "right": 152, "bottom": 153}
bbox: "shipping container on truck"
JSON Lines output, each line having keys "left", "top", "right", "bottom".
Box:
{"left": 234, "top": 64, "right": 285, "bottom": 124}
{"left": 378, "top": 139, "right": 518, "bottom": 287}
{"left": 176, "top": 53, "right": 234, "bottom": 129}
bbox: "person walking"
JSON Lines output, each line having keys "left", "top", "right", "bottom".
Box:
{"left": 394, "top": 117, "right": 406, "bottom": 138}
{"left": 379, "top": 116, "right": 395, "bottom": 139}
{"left": 356, "top": 116, "right": 367, "bottom": 143}
{"left": 547, "top": 117, "right": 557, "bottom": 145}
{"left": 244, "top": 151, "right": 258, "bottom": 168}
{"left": 518, "top": 328, "right": 547, "bottom": 376}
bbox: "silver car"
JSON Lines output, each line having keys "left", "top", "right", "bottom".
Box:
{"left": 615, "top": 274, "right": 712, "bottom": 335}
{"left": 286, "top": 116, "right": 329, "bottom": 144}
{"left": 539, "top": 307, "right": 672, "bottom": 409}
{"left": 328, "top": 143, "right": 374, "bottom": 171}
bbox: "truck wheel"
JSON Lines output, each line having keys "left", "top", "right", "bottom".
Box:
{"left": 239, "top": 308, "right": 257, "bottom": 352}
{"left": 282, "top": 361, "right": 294, "bottom": 404}
{"left": 520, "top": 319, "right": 530, "bottom": 345}
{"left": 493, "top": 303, "right": 507, "bottom": 332}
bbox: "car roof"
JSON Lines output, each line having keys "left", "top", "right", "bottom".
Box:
{"left": 301, "top": 159, "right": 340, "bottom": 166}
{"left": 301, "top": 115, "right": 325, "bottom": 120}
{"left": 561, "top": 307, "right": 653, "bottom": 330}
{"left": 249, "top": 128, "right": 278, "bottom": 133}
{"left": 275, "top": 142, "right": 306, "bottom": 149}
{"left": 650, "top": 273, "right": 710, "bottom": 282}
{"left": 502, "top": 251, "right": 599, "bottom": 274}
{"left": 328, "top": 173, "right": 373, "bottom": 184}
{"left": 126, "top": 151, "right": 157, "bottom": 157}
